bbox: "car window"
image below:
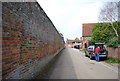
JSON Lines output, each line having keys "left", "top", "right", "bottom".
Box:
{"left": 88, "top": 47, "right": 93, "bottom": 50}
{"left": 88, "top": 48, "right": 92, "bottom": 49}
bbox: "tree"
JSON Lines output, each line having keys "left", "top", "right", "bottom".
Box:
{"left": 92, "top": 23, "right": 114, "bottom": 42}
{"left": 98, "top": 2, "right": 119, "bottom": 37}
{"left": 91, "top": 22, "right": 119, "bottom": 48}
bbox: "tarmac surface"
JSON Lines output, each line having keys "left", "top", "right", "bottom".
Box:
{"left": 37, "top": 48, "right": 118, "bottom": 79}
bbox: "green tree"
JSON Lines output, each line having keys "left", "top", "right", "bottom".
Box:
{"left": 92, "top": 23, "right": 114, "bottom": 42}
{"left": 91, "top": 22, "right": 119, "bottom": 48}
{"left": 106, "top": 36, "right": 118, "bottom": 48}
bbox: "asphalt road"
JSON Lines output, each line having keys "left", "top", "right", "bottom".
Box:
{"left": 38, "top": 48, "right": 118, "bottom": 79}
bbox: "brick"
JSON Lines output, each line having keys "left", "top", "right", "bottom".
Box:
{"left": 2, "top": 2, "right": 64, "bottom": 79}
{"left": 3, "top": 40, "right": 19, "bottom": 44}
{"left": 3, "top": 64, "right": 11, "bottom": 68}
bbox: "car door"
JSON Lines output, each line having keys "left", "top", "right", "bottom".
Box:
{"left": 87, "top": 46, "right": 93, "bottom": 55}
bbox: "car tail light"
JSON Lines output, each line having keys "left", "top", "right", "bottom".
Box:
{"left": 91, "top": 50, "right": 95, "bottom": 53}
{"left": 106, "top": 50, "right": 108, "bottom": 53}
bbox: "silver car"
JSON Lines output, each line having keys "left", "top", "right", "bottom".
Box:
{"left": 85, "top": 45, "right": 108, "bottom": 60}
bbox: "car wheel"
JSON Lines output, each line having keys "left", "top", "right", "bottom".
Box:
{"left": 90, "top": 54, "right": 93, "bottom": 60}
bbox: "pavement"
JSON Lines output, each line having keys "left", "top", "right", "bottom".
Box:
{"left": 37, "top": 48, "right": 118, "bottom": 79}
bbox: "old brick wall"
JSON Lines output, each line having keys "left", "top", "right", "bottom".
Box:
{"left": 107, "top": 47, "right": 119, "bottom": 58}
{"left": 2, "top": 2, "right": 64, "bottom": 79}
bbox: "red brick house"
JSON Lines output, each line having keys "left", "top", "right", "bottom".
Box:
{"left": 66, "top": 38, "right": 82, "bottom": 49}
{"left": 82, "top": 23, "right": 97, "bottom": 49}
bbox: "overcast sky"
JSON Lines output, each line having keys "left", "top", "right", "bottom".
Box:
{"left": 37, "top": 0, "right": 119, "bottom": 41}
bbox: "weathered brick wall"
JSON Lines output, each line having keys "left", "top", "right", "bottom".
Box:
{"left": 1, "top": 2, "right": 64, "bottom": 79}
{"left": 107, "top": 47, "right": 119, "bottom": 58}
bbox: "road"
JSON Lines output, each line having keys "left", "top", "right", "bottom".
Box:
{"left": 37, "top": 48, "right": 118, "bottom": 79}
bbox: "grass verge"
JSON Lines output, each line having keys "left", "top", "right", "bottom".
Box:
{"left": 106, "top": 57, "right": 120, "bottom": 63}
{"left": 80, "top": 49, "right": 86, "bottom": 51}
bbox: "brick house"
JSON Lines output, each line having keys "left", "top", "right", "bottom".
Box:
{"left": 82, "top": 23, "right": 97, "bottom": 49}
{"left": 66, "top": 38, "right": 82, "bottom": 49}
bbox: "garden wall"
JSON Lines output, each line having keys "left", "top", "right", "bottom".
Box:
{"left": 1, "top": 2, "right": 64, "bottom": 79}
{"left": 107, "top": 45, "right": 120, "bottom": 58}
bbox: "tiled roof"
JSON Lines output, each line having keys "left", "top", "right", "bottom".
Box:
{"left": 66, "top": 40, "right": 74, "bottom": 43}
{"left": 82, "top": 23, "right": 97, "bottom": 37}
{"left": 66, "top": 39, "right": 82, "bottom": 44}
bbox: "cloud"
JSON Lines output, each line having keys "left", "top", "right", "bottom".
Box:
{"left": 37, "top": 0, "right": 104, "bottom": 40}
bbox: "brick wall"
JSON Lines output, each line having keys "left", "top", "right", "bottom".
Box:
{"left": 1, "top": 2, "right": 64, "bottom": 79}
{"left": 107, "top": 47, "right": 119, "bottom": 58}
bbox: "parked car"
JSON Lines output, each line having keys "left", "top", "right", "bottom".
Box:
{"left": 74, "top": 45, "right": 80, "bottom": 49}
{"left": 85, "top": 43, "right": 108, "bottom": 60}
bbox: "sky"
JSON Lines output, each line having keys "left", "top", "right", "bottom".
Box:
{"left": 36, "top": 0, "right": 119, "bottom": 41}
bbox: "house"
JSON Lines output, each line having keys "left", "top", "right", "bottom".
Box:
{"left": 66, "top": 38, "right": 82, "bottom": 49}
{"left": 82, "top": 23, "right": 97, "bottom": 49}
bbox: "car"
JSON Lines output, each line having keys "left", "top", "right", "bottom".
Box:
{"left": 85, "top": 43, "right": 108, "bottom": 60}
{"left": 74, "top": 45, "right": 80, "bottom": 49}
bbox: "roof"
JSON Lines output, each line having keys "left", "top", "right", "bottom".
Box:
{"left": 82, "top": 23, "right": 97, "bottom": 37}
{"left": 66, "top": 39, "right": 82, "bottom": 44}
